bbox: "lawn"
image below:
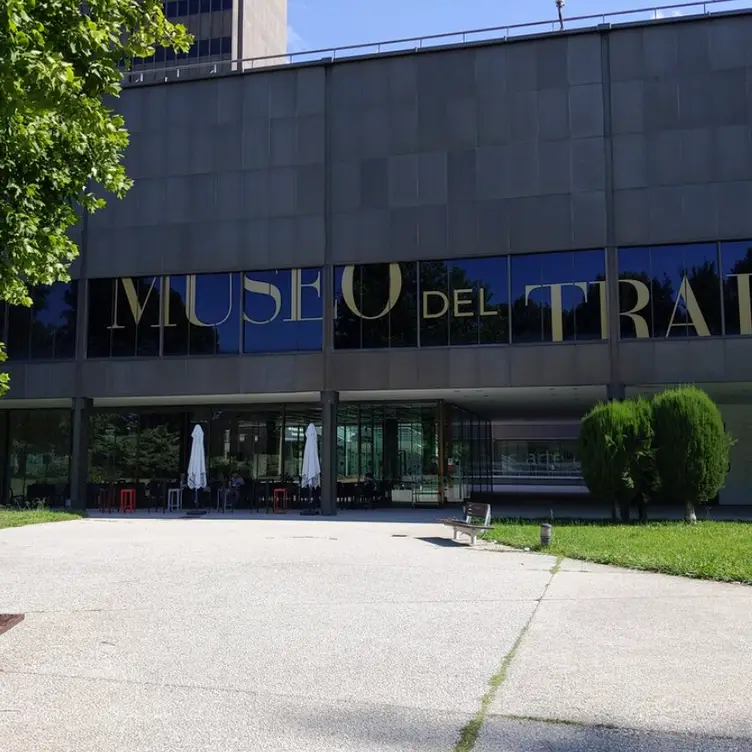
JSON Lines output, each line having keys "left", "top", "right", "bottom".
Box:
{"left": 0, "top": 509, "right": 82, "bottom": 530}
{"left": 487, "top": 521, "right": 752, "bottom": 583}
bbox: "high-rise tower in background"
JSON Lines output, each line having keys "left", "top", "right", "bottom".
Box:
{"left": 135, "top": 0, "right": 288, "bottom": 72}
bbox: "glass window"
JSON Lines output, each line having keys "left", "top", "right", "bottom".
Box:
{"left": 27, "top": 282, "right": 78, "bottom": 359}
{"left": 419, "top": 261, "right": 449, "bottom": 347}
{"left": 7, "top": 304, "right": 31, "bottom": 360}
{"left": 334, "top": 262, "right": 417, "bottom": 349}
{"left": 111, "top": 276, "right": 161, "bottom": 357}
{"left": 243, "top": 268, "right": 323, "bottom": 353}
{"left": 210, "top": 38, "right": 221, "bottom": 55}
{"left": 721, "top": 240, "right": 752, "bottom": 336}
{"left": 7, "top": 410, "right": 71, "bottom": 504}
{"left": 87, "top": 278, "right": 115, "bottom": 357}
{"left": 221, "top": 37, "right": 232, "bottom": 55}
{"left": 493, "top": 439, "right": 581, "bottom": 480}
{"left": 187, "top": 273, "right": 240, "bottom": 355}
{"left": 511, "top": 251, "right": 604, "bottom": 343}
{"left": 618, "top": 244, "right": 721, "bottom": 339}
{"left": 453, "top": 257, "right": 509, "bottom": 346}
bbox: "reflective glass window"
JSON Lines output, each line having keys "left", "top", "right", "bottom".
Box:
{"left": 334, "top": 262, "right": 417, "bottom": 349}
{"left": 7, "top": 304, "right": 31, "bottom": 360}
{"left": 7, "top": 410, "right": 71, "bottom": 503}
{"left": 87, "top": 278, "right": 115, "bottom": 357}
{"left": 187, "top": 273, "right": 240, "bottom": 355}
{"left": 493, "top": 439, "right": 581, "bottom": 479}
{"left": 618, "top": 244, "right": 721, "bottom": 339}
{"left": 452, "top": 257, "right": 509, "bottom": 346}
{"left": 419, "top": 261, "right": 449, "bottom": 347}
{"left": 29, "top": 282, "right": 78, "bottom": 359}
{"left": 721, "top": 240, "right": 752, "bottom": 336}
{"left": 243, "top": 268, "right": 323, "bottom": 353}
{"left": 511, "top": 251, "right": 604, "bottom": 343}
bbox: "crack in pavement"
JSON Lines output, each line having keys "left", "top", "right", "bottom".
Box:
{"left": 453, "top": 556, "right": 563, "bottom": 752}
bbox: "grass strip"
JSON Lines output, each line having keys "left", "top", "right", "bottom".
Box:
{"left": 487, "top": 520, "right": 752, "bottom": 584}
{"left": 0, "top": 510, "right": 82, "bottom": 530}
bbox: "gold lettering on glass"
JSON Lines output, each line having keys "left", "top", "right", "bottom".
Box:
{"left": 479, "top": 287, "right": 498, "bottom": 317}
{"left": 524, "top": 282, "right": 588, "bottom": 342}
{"left": 185, "top": 274, "right": 234, "bottom": 327}
{"left": 243, "top": 273, "right": 282, "bottom": 325}
{"left": 422, "top": 291, "right": 449, "bottom": 319}
{"left": 618, "top": 279, "right": 651, "bottom": 339}
{"left": 108, "top": 277, "right": 160, "bottom": 330}
{"left": 729, "top": 273, "right": 752, "bottom": 335}
{"left": 341, "top": 263, "right": 402, "bottom": 320}
{"left": 453, "top": 289, "right": 474, "bottom": 318}
{"left": 284, "top": 269, "right": 323, "bottom": 323}
{"left": 665, "top": 275, "right": 710, "bottom": 337}
{"left": 588, "top": 280, "right": 608, "bottom": 340}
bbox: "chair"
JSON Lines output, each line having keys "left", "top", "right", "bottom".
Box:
{"left": 272, "top": 487, "right": 287, "bottom": 514}
{"left": 98, "top": 487, "right": 114, "bottom": 513}
{"left": 119, "top": 488, "right": 136, "bottom": 513}
{"left": 167, "top": 487, "right": 182, "bottom": 513}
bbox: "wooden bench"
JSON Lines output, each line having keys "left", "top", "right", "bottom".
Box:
{"left": 441, "top": 502, "right": 492, "bottom": 546}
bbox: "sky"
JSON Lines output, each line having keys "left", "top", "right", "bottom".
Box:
{"left": 287, "top": 0, "right": 752, "bottom": 54}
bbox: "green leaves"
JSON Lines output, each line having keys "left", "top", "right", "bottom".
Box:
{"left": 0, "top": 0, "right": 193, "bottom": 306}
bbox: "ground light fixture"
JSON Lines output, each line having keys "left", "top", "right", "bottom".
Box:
{"left": 540, "top": 522, "right": 553, "bottom": 547}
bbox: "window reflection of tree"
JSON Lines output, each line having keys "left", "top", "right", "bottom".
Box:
{"left": 723, "top": 245, "right": 752, "bottom": 335}
{"left": 619, "top": 249, "right": 722, "bottom": 338}
{"left": 5, "top": 282, "right": 78, "bottom": 360}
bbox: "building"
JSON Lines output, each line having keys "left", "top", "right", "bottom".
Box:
{"left": 131, "top": 0, "right": 287, "bottom": 76}
{"left": 4, "top": 6, "right": 752, "bottom": 512}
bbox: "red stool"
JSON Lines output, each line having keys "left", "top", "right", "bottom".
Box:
{"left": 272, "top": 488, "right": 287, "bottom": 514}
{"left": 120, "top": 488, "right": 136, "bottom": 513}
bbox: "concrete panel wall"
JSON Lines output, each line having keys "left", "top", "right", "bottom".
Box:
{"left": 80, "top": 353, "right": 324, "bottom": 399}
{"left": 88, "top": 65, "right": 326, "bottom": 278}
{"left": 610, "top": 14, "right": 752, "bottom": 246}
{"left": 328, "top": 33, "right": 607, "bottom": 265}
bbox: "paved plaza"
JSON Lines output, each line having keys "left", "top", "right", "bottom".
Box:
{"left": 1, "top": 512, "right": 751, "bottom": 751}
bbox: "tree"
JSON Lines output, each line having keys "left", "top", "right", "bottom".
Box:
{"left": 622, "top": 397, "right": 656, "bottom": 522}
{"left": 0, "top": 0, "right": 191, "bottom": 330}
{"left": 652, "top": 386, "right": 732, "bottom": 523}
{"left": 578, "top": 400, "right": 635, "bottom": 522}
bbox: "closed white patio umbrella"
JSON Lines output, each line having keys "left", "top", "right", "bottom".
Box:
{"left": 301, "top": 423, "right": 320, "bottom": 510}
{"left": 186, "top": 424, "right": 207, "bottom": 510}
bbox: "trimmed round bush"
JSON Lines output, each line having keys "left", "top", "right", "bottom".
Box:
{"left": 652, "top": 386, "right": 731, "bottom": 521}
{"left": 579, "top": 400, "right": 635, "bottom": 519}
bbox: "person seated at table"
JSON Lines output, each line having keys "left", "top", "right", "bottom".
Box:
{"left": 228, "top": 471, "right": 245, "bottom": 506}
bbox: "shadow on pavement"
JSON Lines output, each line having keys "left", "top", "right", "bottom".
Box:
{"left": 415, "top": 536, "right": 466, "bottom": 548}
{"left": 478, "top": 717, "right": 752, "bottom": 751}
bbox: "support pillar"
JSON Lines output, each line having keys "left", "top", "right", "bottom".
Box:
{"left": 70, "top": 397, "right": 92, "bottom": 510}
{"left": 320, "top": 390, "right": 339, "bottom": 516}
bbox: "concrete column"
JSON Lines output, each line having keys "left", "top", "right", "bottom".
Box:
{"left": 70, "top": 396, "right": 92, "bottom": 510}
{"left": 320, "top": 390, "right": 339, "bottom": 516}
{"left": 607, "top": 382, "right": 626, "bottom": 402}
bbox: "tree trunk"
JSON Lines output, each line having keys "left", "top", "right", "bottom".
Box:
{"left": 619, "top": 499, "right": 631, "bottom": 523}
{"left": 611, "top": 500, "right": 619, "bottom": 522}
{"left": 638, "top": 494, "right": 649, "bottom": 523}
{"left": 684, "top": 501, "right": 697, "bottom": 524}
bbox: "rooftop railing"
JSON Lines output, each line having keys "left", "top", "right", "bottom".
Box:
{"left": 125, "top": 0, "right": 750, "bottom": 85}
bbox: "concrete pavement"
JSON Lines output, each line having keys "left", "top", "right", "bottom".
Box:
{"left": 0, "top": 512, "right": 751, "bottom": 751}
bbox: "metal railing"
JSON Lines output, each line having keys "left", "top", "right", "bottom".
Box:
{"left": 124, "top": 0, "right": 749, "bottom": 85}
